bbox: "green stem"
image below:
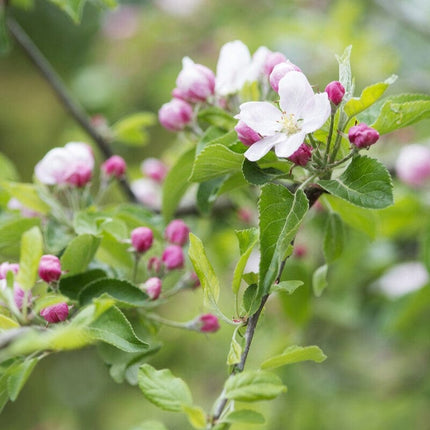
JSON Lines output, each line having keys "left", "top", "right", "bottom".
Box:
{"left": 324, "top": 112, "right": 336, "bottom": 163}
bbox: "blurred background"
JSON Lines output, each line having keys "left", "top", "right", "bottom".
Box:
{"left": 1, "top": 0, "right": 430, "bottom": 429}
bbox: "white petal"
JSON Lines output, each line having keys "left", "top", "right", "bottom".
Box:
{"left": 244, "top": 135, "right": 283, "bottom": 161}
{"left": 301, "top": 93, "right": 331, "bottom": 133}
{"left": 182, "top": 56, "right": 194, "bottom": 68}
{"left": 238, "top": 101, "right": 282, "bottom": 136}
{"left": 246, "top": 46, "right": 270, "bottom": 82}
{"left": 278, "top": 71, "right": 314, "bottom": 116}
{"left": 215, "top": 40, "right": 251, "bottom": 96}
{"left": 274, "top": 132, "right": 306, "bottom": 158}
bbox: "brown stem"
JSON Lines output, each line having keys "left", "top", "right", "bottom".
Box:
{"left": 6, "top": 17, "right": 137, "bottom": 202}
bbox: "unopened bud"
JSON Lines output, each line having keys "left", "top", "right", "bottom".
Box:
{"left": 147, "top": 256, "right": 162, "bottom": 274}
{"left": 288, "top": 143, "right": 312, "bottom": 166}
{"left": 159, "top": 99, "right": 193, "bottom": 132}
{"left": 348, "top": 123, "right": 379, "bottom": 148}
{"left": 102, "top": 155, "right": 127, "bottom": 178}
{"left": 131, "top": 227, "right": 154, "bottom": 253}
{"left": 164, "top": 219, "right": 190, "bottom": 246}
{"left": 162, "top": 245, "right": 184, "bottom": 270}
{"left": 325, "top": 81, "right": 345, "bottom": 106}
{"left": 263, "top": 52, "right": 287, "bottom": 76}
{"left": 195, "top": 313, "right": 220, "bottom": 333}
{"left": 143, "top": 277, "right": 162, "bottom": 300}
{"left": 0, "top": 262, "right": 19, "bottom": 280}
{"left": 269, "top": 61, "right": 301, "bottom": 92}
{"left": 14, "top": 285, "right": 32, "bottom": 310}
{"left": 38, "top": 255, "right": 62, "bottom": 283}
{"left": 141, "top": 158, "right": 168, "bottom": 183}
{"left": 65, "top": 163, "right": 92, "bottom": 187}
{"left": 235, "top": 120, "right": 261, "bottom": 146}
{"left": 40, "top": 302, "right": 69, "bottom": 323}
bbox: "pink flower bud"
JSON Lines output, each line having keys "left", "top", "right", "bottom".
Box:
{"left": 38, "top": 255, "right": 62, "bottom": 283}
{"left": 164, "top": 219, "right": 190, "bottom": 246}
{"left": 189, "top": 272, "right": 200, "bottom": 289}
{"left": 131, "top": 178, "right": 162, "bottom": 209}
{"left": 196, "top": 313, "right": 220, "bottom": 333}
{"left": 40, "top": 302, "right": 69, "bottom": 323}
{"left": 147, "top": 256, "right": 162, "bottom": 274}
{"left": 269, "top": 61, "right": 301, "bottom": 92}
{"left": 235, "top": 120, "right": 261, "bottom": 146}
{"left": 162, "top": 245, "right": 184, "bottom": 270}
{"left": 293, "top": 244, "right": 307, "bottom": 258}
{"left": 288, "top": 143, "right": 313, "bottom": 166}
{"left": 159, "top": 98, "right": 193, "bottom": 132}
{"left": 175, "top": 57, "right": 216, "bottom": 103}
{"left": 237, "top": 207, "right": 253, "bottom": 224}
{"left": 0, "top": 262, "right": 19, "bottom": 280}
{"left": 141, "top": 158, "right": 168, "bottom": 183}
{"left": 325, "top": 81, "right": 345, "bottom": 105}
{"left": 142, "top": 277, "right": 162, "bottom": 300}
{"left": 131, "top": 227, "right": 154, "bottom": 253}
{"left": 102, "top": 155, "right": 127, "bottom": 178}
{"left": 348, "top": 123, "right": 380, "bottom": 148}
{"left": 14, "top": 285, "right": 32, "bottom": 310}
{"left": 65, "top": 162, "right": 93, "bottom": 187}
{"left": 395, "top": 144, "right": 430, "bottom": 187}
{"left": 263, "top": 52, "right": 287, "bottom": 76}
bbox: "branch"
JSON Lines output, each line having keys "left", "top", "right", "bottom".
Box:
{"left": 6, "top": 17, "right": 137, "bottom": 202}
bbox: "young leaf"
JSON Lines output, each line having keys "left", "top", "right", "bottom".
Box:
{"left": 312, "top": 265, "right": 328, "bottom": 297}
{"left": 318, "top": 155, "right": 393, "bottom": 209}
{"left": 1, "top": 182, "right": 50, "bottom": 214}
{"left": 162, "top": 148, "right": 195, "bottom": 222}
{"left": 112, "top": 112, "right": 156, "bottom": 146}
{"left": 232, "top": 228, "right": 259, "bottom": 295}
{"left": 336, "top": 45, "right": 353, "bottom": 101}
{"left": 197, "top": 107, "right": 236, "bottom": 130}
{"left": 227, "top": 332, "right": 242, "bottom": 366}
{"left": 323, "top": 212, "right": 344, "bottom": 263}
{"left": 261, "top": 345, "right": 327, "bottom": 370}
{"left": 270, "top": 280, "right": 303, "bottom": 294}
{"left": 61, "top": 234, "right": 101, "bottom": 276}
{"left": 0, "top": 315, "right": 20, "bottom": 330}
{"left": 7, "top": 357, "right": 38, "bottom": 401}
{"left": 259, "top": 185, "right": 308, "bottom": 295}
{"left": 344, "top": 75, "right": 397, "bottom": 118}
{"left": 59, "top": 269, "right": 107, "bottom": 300}
{"left": 242, "top": 284, "right": 260, "bottom": 316}
{"left": 189, "top": 144, "right": 244, "bottom": 183}
{"left": 16, "top": 226, "right": 43, "bottom": 290}
{"left": 222, "top": 409, "right": 265, "bottom": 424}
{"left": 138, "top": 364, "right": 192, "bottom": 412}
{"left": 188, "top": 233, "right": 220, "bottom": 308}
{"left": 182, "top": 404, "right": 207, "bottom": 429}
{"left": 224, "top": 370, "right": 287, "bottom": 402}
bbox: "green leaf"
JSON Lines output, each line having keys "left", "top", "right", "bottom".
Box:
{"left": 7, "top": 358, "right": 38, "bottom": 401}
{"left": 96, "top": 230, "right": 133, "bottom": 270}
{"left": 232, "top": 228, "right": 259, "bottom": 295}
{"left": 59, "top": 269, "right": 107, "bottom": 300}
{"left": 162, "top": 148, "right": 195, "bottom": 222}
{"left": 261, "top": 345, "right": 327, "bottom": 370}
{"left": 312, "top": 265, "right": 328, "bottom": 297}
{"left": 16, "top": 226, "right": 43, "bottom": 291}
{"left": 61, "top": 234, "right": 101, "bottom": 276}
{"left": 197, "top": 107, "right": 236, "bottom": 130}
{"left": 259, "top": 185, "right": 308, "bottom": 295}
{"left": 112, "top": 112, "right": 156, "bottom": 146}
{"left": 138, "top": 364, "right": 192, "bottom": 412}
{"left": 242, "top": 284, "right": 260, "bottom": 316}
{"left": 196, "top": 126, "right": 226, "bottom": 154}
{"left": 182, "top": 404, "right": 207, "bottom": 429}
{"left": 227, "top": 333, "right": 242, "bottom": 366}
{"left": 189, "top": 144, "right": 244, "bottom": 183}
{"left": 196, "top": 177, "right": 226, "bottom": 214}
{"left": 323, "top": 212, "right": 344, "bottom": 263}
{"left": 129, "top": 421, "right": 168, "bottom": 430}
{"left": 88, "top": 306, "right": 148, "bottom": 353}
{"left": 0, "top": 154, "right": 18, "bottom": 181}
{"left": 1, "top": 182, "right": 50, "bottom": 214}
{"left": 242, "top": 159, "right": 289, "bottom": 185}
{"left": 222, "top": 409, "right": 265, "bottom": 424}
{"left": 318, "top": 155, "right": 393, "bottom": 209}
{"left": 344, "top": 75, "right": 397, "bottom": 117}
{"left": 188, "top": 234, "right": 220, "bottom": 308}
{"left": 47, "top": 0, "right": 86, "bottom": 23}
{"left": 0, "top": 315, "right": 19, "bottom": 330}
{"left": 270, "top": 280, "right": 303, "bottom": 294}
{"left": 79, "top": 278, "right": 148, "bottom": 307}
{"left": 0, "top": 218, "right": 40, "bottom": 258}
{"left": 224, "top": 370, "right": 287, "bottom": 402}
{"left": 336, "top": 45, "right": 354, "bottom": 101}
{"left": 371, "top": 94, "right": 430, "bottom": 135}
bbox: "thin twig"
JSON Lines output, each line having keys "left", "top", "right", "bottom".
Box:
{"left": 6, "top": 17, "right": 137, "bottom": 202}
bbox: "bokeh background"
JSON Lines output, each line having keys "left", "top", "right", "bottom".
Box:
{"left": 1, "top": 0, "right": 430, "bottom": 429}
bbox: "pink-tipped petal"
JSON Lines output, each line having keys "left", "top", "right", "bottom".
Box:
{"left": 238, "top": 102, "right": 282, "bottom": 136}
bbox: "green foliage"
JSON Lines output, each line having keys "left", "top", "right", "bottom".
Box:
{"left": 112, "top": 112, "right": 156, "bottom": 146}
{"left": 46, "top": 0, "right": 117, "bottom": 23}
{"left": 224, "top": 370, "right": 287, "bottom": 402}
{"left": 270, "top": 280, "right": 303, "bottom": 294}
{"left": 242, "top": 159, "right": 289, "bottom": 185}
{"left": 323, "top": 212, "right": 345, "bottom": 263}
{"left": 259, "top": 185, "right": 308, "bottom": 295}
{"left": 221, "top": 409, "right": 265, "bottom": 424}
{"left": 261, "top": 345, "right": 327, "bottom": 369}
{"left": 197, "top": 107, "right": 236, "bottom": 130}
{"left": 0, "top": 217, "right": 40, "bottom": 258}
{"left": 336, "top": 45, "right": 354, "bottom": 101}
{"left": 129, "top": 422, "right": 168, "bottom": 430}
{"left": 6, "top": 357, "right": 38, "bottom": 401}
{"left": 227, "top": 331, "right": 242, "bottom": 366}
{"left": 312, "top": 264, "right": 328, "bottom": 297}
{"left": 319, "top": 156, "right": 393, "bottom": 209}
{"left": 61, "top": 234, "right": 101, "bottom": 276}
{"left": 181, "top": 404, "right": 206, "bottom": 429}
{"left": 0, "top": 154, "right": 19, "bottom": 181}
{"left": 242, "top": 284, "right": 260, "bottom": 316}
{"left": 1, "top": 182, "right": 50, "bottom": 214}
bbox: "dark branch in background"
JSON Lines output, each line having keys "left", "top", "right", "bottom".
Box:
{"left": 6, "top": 17, "right": 137, "bottom": 202}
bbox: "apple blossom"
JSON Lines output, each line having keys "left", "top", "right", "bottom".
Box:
{"left": 395, "top": 144, "right": 430, "bottom": 187}
{"left": 263, "top": 51, "right": 287, "bottom": 76}
{"left": 235, "top": 120, "right": 261, "bottom": 146}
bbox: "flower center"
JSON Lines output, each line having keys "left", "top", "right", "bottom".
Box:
{"left": 280, "top": 112, "right": 301, "bottom": 134}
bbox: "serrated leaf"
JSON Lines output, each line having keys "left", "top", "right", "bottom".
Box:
{"left": 261, "top": 345, "right": 327, "bottom": 370}
{"left": 232, "top": 228, "right": 258, "bottom": 295}
{"left": 162, "top": 148, "right": 195, "bottom": 222}
{"left": 59, "top": 269, "right": 107, "bottom": 300}
{"left": 196, "top": 177, "right": 226, "bottom": 214}
{"left": 197, "top": 107, "right": 236, "bottom": 130}
{"left": 344, "top": 75, "right": 397, "bottom": 117}
{"left": 259, "top": 185, "right": 308, "bottom": 295}
{"left": 182, "top": 404, "right": 207, "bottom": 429}
{"left": 188, "top": 234, "right": 219, "bottom": 308}
{"left": 1, "top": 182, "right": 50, "bottom": 214}
{"left": 312, "top": 265, "right": 328, "bottom": 297}
{"left": 79, "top": 278, "right": 148, "bottom": 306}
{"left": 189, "top": 144, "right": 243, "bottom": 183}
{"left": 61, "top": 234, "right": 101, "bottom": 276}
{"left": 242, "top": 159, "right": 289, "bottom": 185}
{"left": 7, "top": 358, "right": 38, "bottom": 401}
{"left": 112, "top": 112, "right": 156, "bottom": 146}
{"left": 138, "top": 364, "right": 192, "bottom": 412}
{"left": 16, "top": 226, "right": 43, "bottom": 290}
{"left": 224, "top": 370, "right": 287, "bottom": 402}
{"left": 222, "top": 409, "right": 265, "bottom": 424}
{"left": 270, "top": 280, "right": 303, "bottom": 294}
{"left": 318, "top": 156, "right": 393, "bottom": 209}
{"left": 88, "top": 306, "right": 148, "bottom": 353}
{"left": 323, "top": 212, "right": 344, "bottom": 263}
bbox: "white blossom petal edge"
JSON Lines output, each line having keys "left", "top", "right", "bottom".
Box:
{"left": 237, "top": 71, "right": 331, "bottom": 161}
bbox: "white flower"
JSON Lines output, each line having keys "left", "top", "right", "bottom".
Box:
{"left": 236, "top": 71, "right": 330, "bottom": 161}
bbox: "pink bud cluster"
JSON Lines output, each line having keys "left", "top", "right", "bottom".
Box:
{"left": 348, "top": 123, "right": 380, "bottom": 148}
